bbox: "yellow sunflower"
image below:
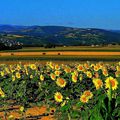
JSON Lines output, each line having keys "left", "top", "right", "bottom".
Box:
{"left": 74, "top": 70, "right": 78, "bottom": 76}
{"left": 86, "top": 71, "right": 92, "bottom": 78}
{"left": 54, "top": 92, "right": 63, "bottom": 103}
{"left": 40, "top": 74, "right": 44, "bottom": 81}
{"left": 50, "top": 73, "right": 56, "bottom": 80}
{"left": 94, "top": 66, "right": 99, "bottom": 71}
{"left": 103, "top": 70, "right": 108, "bottom": 77}
{"left": 54, "top": 70, "right": 61, "bottom": 76}
{"left": 115, "top": 71, "right": 120, "bottom": 77}
{"left": 5, "top": 67, "right": 10, "bottom": 74}
{"left": 116, "top": 66, "right": 120, "bottom": 71}
{"left": 105, "top": 76, "right": 118, "bottom": 90}
{"left": 64, "top": 67, "right": 71, "bottom": 73}
{"left": 30, "top": 64, "right": 37, "bottom": 70}
{"left": 16, "top": 72, "right": 21, "bottom": 79}
{"left": 56, "top": 78, "right": 66, "bottom": 88}
{"left": 12, "top": 75, "right": 16, "bottom": 82}
{"left": 80, "top": 94, "right": 88, "bottom": 103}
{"left": 0, "top": 71, "right": 4, "bottom": 77}
{"left": 16, "top": 65, "right": 21, "bottom": 71}
{"left": 72, "top": 74, "right": 78, "bottom": 83}
{"left": 77, "top": 65, "right": 84, "bottom": 71}
{"left": 93, "top": 78, "right": 103, "bottom": 90}
{"left": 83, "top": 90, "right": 93, "bottom": 99}
{"left": 84, "top": 63, "right": 89, "bottom": 69}
{"left": 55, "top": 64, "right": 60, "bottom": 70}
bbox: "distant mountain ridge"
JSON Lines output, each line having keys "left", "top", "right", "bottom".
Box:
{"left": 0, "top": 24, "right": 120, "bottom": 46}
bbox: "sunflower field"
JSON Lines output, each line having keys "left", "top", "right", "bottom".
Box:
{"left": 0, "top": 62, "right": 120, "bottom": 120}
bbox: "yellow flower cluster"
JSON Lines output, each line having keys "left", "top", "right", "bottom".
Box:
{"left": 80, "top": 90, "right": 93, "bottom": 103}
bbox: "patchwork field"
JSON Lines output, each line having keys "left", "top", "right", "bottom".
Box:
{"left": 0, "top": 46, "right": 120, "bottom": 63}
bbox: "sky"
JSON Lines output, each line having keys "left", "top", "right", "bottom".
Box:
{"left": 0, "top": 0, "right": 120, "bottom": 29}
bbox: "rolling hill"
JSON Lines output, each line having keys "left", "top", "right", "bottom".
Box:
{"left": 0, "top": 25, "right": 120, "bottom": 46}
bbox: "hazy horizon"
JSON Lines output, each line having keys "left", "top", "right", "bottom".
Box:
{"left": 0, "top": 0, "right": 120, "bottom": 29}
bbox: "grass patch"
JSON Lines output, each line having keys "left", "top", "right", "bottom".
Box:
{"left": 0, "top": 55, "right": 120, "bottom": 62}
{"left": 1, "top": 46, "right": 120, "bottom": 52}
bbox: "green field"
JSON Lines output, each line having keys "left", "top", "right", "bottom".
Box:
{"left": 1, "top": 45, "right": 120, "bottom": 52}
{"left": 0, "top": 55, "right": 120, "bottom": 63}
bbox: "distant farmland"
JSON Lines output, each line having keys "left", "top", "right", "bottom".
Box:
{"left": 0, "top": 46, "right": 120, "bottom": 63}
{"left": 1, "top": 46, "right": 120, "bottom": 52}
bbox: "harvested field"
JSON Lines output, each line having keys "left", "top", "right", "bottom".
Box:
{"left": 1, "top": 51, "right": 120, "bottom": 56}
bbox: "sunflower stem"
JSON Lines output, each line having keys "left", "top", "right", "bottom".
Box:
{"left": 108, "top": 85, "right": 112, "bottom": 119}
{"left": 68, "top": 112, "right": 71, "bottom": 120}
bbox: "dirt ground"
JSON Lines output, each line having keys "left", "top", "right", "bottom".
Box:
{"left": 0, "top": 106, "right": 54, "bottom": 120}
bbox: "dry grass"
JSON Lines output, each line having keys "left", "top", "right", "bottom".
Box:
{"left": 1, "top": 51, "right": 120, "bottom": 56}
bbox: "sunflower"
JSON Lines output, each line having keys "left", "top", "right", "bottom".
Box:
{"left": 74, "top": 70, "right": 78, "bottom": 76}
{"left": 55, "top": 64, "right": 60, "bottom": 70}
{"left": 12, "top": 75, "right": 16, "bottom": 82}
{"left": 5, "top": 67, "right": 10, "bottom": 74}
{"left": 115, "top": 71, "right": 120, "bottom": 77}
{"left": 40, "top": 74, "right": 44, "bottom": 81}
{"left": 105, "top": 76, "right": 118, "bottom": 90}
{"left": 55, "top": 70, "right": 61, "bottom": 76}
{"left": 94, "top": 66, "right": 99, "bottom": 71}
{"left": 26, "top": 70, "right": 29, "bottom": 75}
{"left": 72, "top": 74, "right": 77, "bottom": 83}
{"left": 16, "top": 64, "right": 21, "bottom": 71}
{"left": 90, "top": 63, "right": 95, "bottom": 67}
{"left": 54, "top": 92, "right": 63, "bottom": 102}
{"left": 103, "top": 70, "right": 108, "bottom": 77}
{"left": 83, "top": 90, "right": 93, "bottom": 99}
{"left": 80, "top": 94, "right": 88, "bottom": 103}
{"left": 64, "top": 67, "right": 71, "bottom": 73}
{"left": 16, "top": 72, "right": 21, "bottom": 79}
{"left": 116, "top": 66, "right": 120, "bottom": 71}
{"left": 86, "top": 71, "right": 92, "bottom": 78}
{"left": 0, "top": 71, "right": 4, "bottom": 77}
{"left": 50, "top": 73, "right": 56, "bottom": 80}
{"left": 84, "top": 63, "right": 89, "bottom": 69}
{"left": 49, "top": 62, "right": 54, "bottom": 69}
{"left": 30, "top": 64, "right": 37, "bottom": 70}
{"left": 56, "top": 78, "right": 66, "bottom": 88}
{"left": 77, "top": 65, "right": 84, "bottom": 71}
{"left": 93, "top": 78, "right": 103, "bottom": 90}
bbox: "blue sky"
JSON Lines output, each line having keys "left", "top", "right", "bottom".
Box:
{"left": 0, "top": 0, "right": 120, "bottom": 29}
